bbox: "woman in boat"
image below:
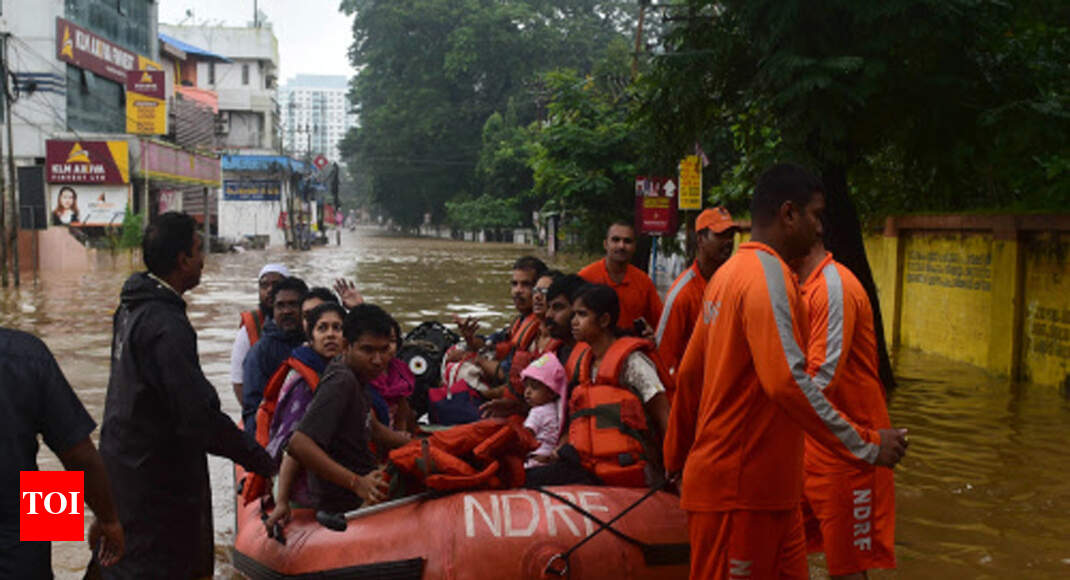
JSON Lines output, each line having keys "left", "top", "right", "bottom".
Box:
{"left": 263, "top": 302, "right": 347, "bottom": 530}
{"left": 366, "top": 316, "right": 417, "bottom": 432}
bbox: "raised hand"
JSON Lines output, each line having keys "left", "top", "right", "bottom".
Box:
{"left": 333, "top": 278, "right": 364, "bottom": 309}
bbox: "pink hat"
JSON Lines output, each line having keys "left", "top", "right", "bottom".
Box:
{"left": 520, "top": 352, "right": 567, "bottom": 399}
{"left": 520, "top": 353, "right": 569, "bottom": 441}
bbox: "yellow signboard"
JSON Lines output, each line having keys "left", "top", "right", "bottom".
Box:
{"left": 125, "top": 70, "right": 167, "bottom": 135}
{"left": 678, "top": 155, "right": 702, "bottom": 210}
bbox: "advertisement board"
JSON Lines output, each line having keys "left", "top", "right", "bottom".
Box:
{"left": 678, "top": 155, "right": 702, "bottom": 210}
{"left": 223, "top": 180, "right": 281, "bottom": 202}
{"left": 634, "top": 176, "right": 679, "bottom": 236}
{"left": 46, "top": 140, "right": 129, "bottom": 184}
{"left": 126, "top": 70, "right": 167, "bottom": 134}
{"left": 49, "top": 184, "right": 129, "bottom": 227}
{"left": 56, "top": 17, "right": 160, "bottom": 84}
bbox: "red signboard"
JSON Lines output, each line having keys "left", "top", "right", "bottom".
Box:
{"left": 126, "top": 70, "right": 165, "bottom": 100}
{"left": 55, "top": 17, "right": 158, "bottom": 84}
{"left": 46, "top": 140, "right": 130, "bottom": 184}
{"left": 634, "top": 176, "right": 679, "bottom": 236}
{"left": 313, "top": 155, "right": 329, "bottom": 170}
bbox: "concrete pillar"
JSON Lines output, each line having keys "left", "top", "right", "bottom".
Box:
{"left": 987, "top": 217, "right": 1024, "bottom": 379}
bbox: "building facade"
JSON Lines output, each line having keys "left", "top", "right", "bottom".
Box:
{"left": 279, "top": 74, "right": 357, "bottom": 162}
{"left": 157, "top": 23, "right": 280, "bottom": 153}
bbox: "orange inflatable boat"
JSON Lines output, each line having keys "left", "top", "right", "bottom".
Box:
{"left": 231, "top": 468, "right": 690, "bottom": 579}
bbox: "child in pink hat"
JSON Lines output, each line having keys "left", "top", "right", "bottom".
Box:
{"left": 520, "top": 352, "right": 568, "bottom": 468}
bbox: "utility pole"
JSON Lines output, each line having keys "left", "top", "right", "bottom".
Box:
{"left": 0, "top": 34, "right": 6, "bottom": 288}
{"left": 632, "top": 1, "right": 647, "bottom": 80}
{"left": 4, "top": 34, "right": 20, "bottom": 286}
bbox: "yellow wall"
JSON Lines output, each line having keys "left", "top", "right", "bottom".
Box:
{"left": 1021, "top": 232, "right": 1070, "bottom": 388}
{"left": 896, "top": 232, "right": 995, "bottom": 368}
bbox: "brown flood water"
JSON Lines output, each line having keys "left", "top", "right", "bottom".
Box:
{"left": 3, "top": 228, "right": 1069, "bottom": 579}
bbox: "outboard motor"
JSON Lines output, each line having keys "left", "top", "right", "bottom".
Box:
{"left": 399, "top": 321, "right": 460, "bottom": 417}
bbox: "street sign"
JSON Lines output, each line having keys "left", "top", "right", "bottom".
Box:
{"left": 313, "top": 155, "right": 329, "bottom": 170}
{"left": 634, "top": 176, "right": 678, "bottom": 236}
{"left": 678, "top": 155, "right": 702, "bottom": 210}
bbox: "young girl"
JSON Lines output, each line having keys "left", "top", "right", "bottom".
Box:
{"left": 570, "top": 284, "right": 670, "bottom": 440}
{"left": 519, "top": 352, "right": 567, "bottom": 468}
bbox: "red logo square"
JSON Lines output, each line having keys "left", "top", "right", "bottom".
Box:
{"left": 20, "top": 471, "right": 85, "bottom": 542}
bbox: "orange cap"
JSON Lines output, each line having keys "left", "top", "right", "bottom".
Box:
{"left": 695, "top": 207, "right": 736, "bottom": 234}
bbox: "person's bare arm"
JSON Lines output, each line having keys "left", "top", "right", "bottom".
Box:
{"left": 232, "top": 383, "right": 243, "bottom": 406}
{"left": 264, "top": 454, "right": 300, "bottom": 530}
{"left": 287, "top": 431, "right": 388, "bottom": 505}
{"left": 57, "top": 437, "right": 123, "bottom": 567}
{"left": 371, "top": 416, "right": 411, "bottom": 451}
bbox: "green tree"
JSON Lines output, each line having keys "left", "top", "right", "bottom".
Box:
{"left": 338, "top": 0, "right": 641, "bottom": 226}
{"left": 643, "top": 0, "right": 1070, "bottom": 389}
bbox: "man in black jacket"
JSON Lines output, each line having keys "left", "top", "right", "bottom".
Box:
{"left": 99, "top": 212, "right": 275, "bottom": 579}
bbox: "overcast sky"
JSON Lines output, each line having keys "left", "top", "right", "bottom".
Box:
{"left": 158, "top": 0, "right": 357, "bottom": 84}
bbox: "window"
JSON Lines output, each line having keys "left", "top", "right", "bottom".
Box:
{"left": 209, "top": 62, "right": 215, "bottom": 85}
{"left": 242, "top": 64, "right": 250, "bottom": 86}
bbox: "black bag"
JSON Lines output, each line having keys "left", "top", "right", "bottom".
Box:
{"left": 399, "top": 321, "right": 460, "bottom": 417}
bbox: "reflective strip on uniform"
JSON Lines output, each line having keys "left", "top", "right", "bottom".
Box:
{"left": 813, "top": 262, "right": 844, "bottom": 390}
{"left": 756, "top": 251, "right": 878, "bottom": 464}
{"left": 655, "top": 268, "right": 696, "bottom": 346}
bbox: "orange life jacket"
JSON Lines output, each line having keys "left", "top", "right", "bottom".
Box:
{"left": 493, "top": 313, "right": 541, "bottom": 361}
{"left": 567, "top": 337, "right": 671, "bottom": 487}
{"left": 388, "top": 417, "right": 536, "bottom": 492}
{"left": 240, "top": 310, "right": 264, "bottom": 347}
{"left": 241, "top": 357, "right": 320, "bottom": 504}
{"left": 504, "top": 337, "right": 564, "bottom": 402}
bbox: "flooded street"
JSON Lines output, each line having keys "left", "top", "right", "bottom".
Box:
{"left": 3, "top": 228, "right": 1069, "bottom": 578}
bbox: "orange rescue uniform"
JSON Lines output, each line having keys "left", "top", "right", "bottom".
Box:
{"left": 664, "top": 242, "right": 883, "bottom": 580}
{"left": 654, "top": 261, "right": 707, "bottom": 379}
{"left": 578, "top": 258, "right": 663, "bottom": 331}
{"left": 800, "top": 252, "right": 896, "bottom": 575}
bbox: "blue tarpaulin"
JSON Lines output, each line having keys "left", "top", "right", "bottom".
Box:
{"left": 159, "top": 33, "right": 232, "bottom": 63}
{"left": 221, "top": 155, "right": 308, "bottom": 173}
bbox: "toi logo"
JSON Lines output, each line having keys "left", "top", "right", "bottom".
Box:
{"left": 20, "top": 471, "right": 84, "bottom": 542}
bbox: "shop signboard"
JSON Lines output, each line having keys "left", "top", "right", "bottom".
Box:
{"left": 55, "top": 17, "right": 160, "bottom": 84}
{"left": 46, "top": 140, "right": 129, "bottom": 185}
{"left": 223, "top": 180, "right": 282, "bottom": 202}
{"left": 48, "top": 184, "right": 129, "bottom": 227}
{"left": 634, "top": 176, "right": 678, "bottom": 236}
{"left": 126, "top": 70, "right": 167, "bottom": 134}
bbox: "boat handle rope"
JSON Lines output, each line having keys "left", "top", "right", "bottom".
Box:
{"left": 534, "top": 474, "right": 677, "bottom": 577}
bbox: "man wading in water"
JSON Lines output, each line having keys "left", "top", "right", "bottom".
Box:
{"left": 100, "top": 212, "right": 275, "bottom": 579}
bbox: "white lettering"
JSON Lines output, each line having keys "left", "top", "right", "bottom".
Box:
{"left": 68, "top": 492, "right": 81, "bottom": 515}
{"left": 22, "top": 491, "right": 44, "bottom": 514}
{"left": 853, "top": 536, "right": 872, "bottom": 551}
{"left": 541, "top": 492, "right": 581, "bottom": 537}
{"left": 852, "top": 488, "right": 872, "bottom": 505}
{"left": 44, "top": 492, "right": 68, "bottom": 515}
{"left": 853, "top": 521, "right": 871, "bottom": 536}
{"left": 729, "top": 558, "right": 752, "bottom": 577}
{"left": 577, "top": 491, "right": 610, "bottom": 536}
{"left": 501, "top": 493, "right": 539, "bottom": 537}
{"left": 852, "top": 505, "right": 872, "bottom": 520}
{"left": 463, "top": 494, "right": 501, "bottom": 538}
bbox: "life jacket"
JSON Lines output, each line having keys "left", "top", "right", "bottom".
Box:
{"left": 388, "top": 417, "right": 536, "bottom": 492}
{"left": 241, "top": 357, "right": 320, "bottom": 504}
{"left": 504, "top": 337, "right": 563, "bottom": 402}
{"left": 239, "top": 310, "right": 264, "bottom": 347}
{"left": 493, "top": 313, "right": 541, "bottom": 361}
{"left": 567, "top": 337, "right": 672, "bottom": 487}
{"left": 564, "top": 342, "right": 593, "bottom": 388}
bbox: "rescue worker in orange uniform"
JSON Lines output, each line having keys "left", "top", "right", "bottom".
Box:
{"left": 796, "top": 239, "right": 897, "bottom": 579}
{"left": 655, "top": 207, "right": 738, "bottom": 380}
{"left": 579, "top": 221, "right": 662, "bottom": 335}
{"left": 664, "top": 164, "right": 909, "bottom": 580}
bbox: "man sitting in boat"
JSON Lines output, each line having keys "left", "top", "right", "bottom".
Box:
{"left": 243, "top": 276, "right": 310, "bottom": 433}
{"left": 453, "top": 255, "right": 547, "bottom": 391}
{"left": 285, "top": 304, "right": 412, "bottom": 512}
{"left": 230, "top": 263, "right": 289, "bottom": 404}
